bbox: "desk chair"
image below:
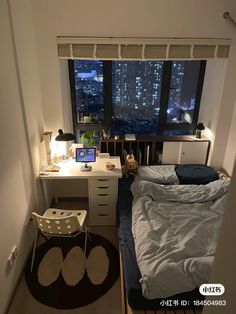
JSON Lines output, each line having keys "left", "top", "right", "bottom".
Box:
{"left": 31, "top": 208, "right": 88, "bottom": 272}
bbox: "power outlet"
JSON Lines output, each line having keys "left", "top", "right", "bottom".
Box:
{"left": 8, "top": 245, "right": 18, "bottom": 267}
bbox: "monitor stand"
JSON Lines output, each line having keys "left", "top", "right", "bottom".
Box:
{"left": 80, "top": 163, "right": 92, "bottom": 171}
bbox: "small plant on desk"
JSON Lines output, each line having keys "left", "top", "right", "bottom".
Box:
{"left": 80, "top": 131, "right": 96, "bottom": 147}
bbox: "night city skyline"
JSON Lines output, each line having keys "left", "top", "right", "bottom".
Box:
{"left": 73, "top": 60, "right": 201, "bottom": 135}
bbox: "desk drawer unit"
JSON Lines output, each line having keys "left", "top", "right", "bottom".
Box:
{"left": 89, "top": 178, "right": 118, "bottom": 225}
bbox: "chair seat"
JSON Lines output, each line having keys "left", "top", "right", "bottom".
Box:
{"left": 43, "top": 208, "right": 87, "bottom": 228}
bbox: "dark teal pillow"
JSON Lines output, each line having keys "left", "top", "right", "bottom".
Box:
{"left": 176, "top": 164, "right": 219, "bottom": 185}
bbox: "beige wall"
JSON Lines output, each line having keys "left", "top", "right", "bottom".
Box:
{"left": 0, "top": 0, "right": 45, "bottom": 312}
{"left": 10, "top": 0, "right": 45, "bottom": 176}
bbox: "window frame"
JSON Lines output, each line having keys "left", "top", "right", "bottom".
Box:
{"left": 68, "top": 59, "right": 206, "bottom": 136}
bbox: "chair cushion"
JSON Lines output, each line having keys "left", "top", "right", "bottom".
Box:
{"left": 175, "top": 164, "right": 219, "bottom": 185}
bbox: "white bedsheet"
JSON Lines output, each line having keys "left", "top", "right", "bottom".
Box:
{"left": 131, "top": 179, "right": 230, "bottom": 299}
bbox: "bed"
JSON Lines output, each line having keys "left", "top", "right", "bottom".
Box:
{"left": 117, "top": 165, "right": 228, "bottom": 314}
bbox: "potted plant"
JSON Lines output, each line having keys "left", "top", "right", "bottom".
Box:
{"left": 80, "top": 130, "right": 96, "bottom": 147}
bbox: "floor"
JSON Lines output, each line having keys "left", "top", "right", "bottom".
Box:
{"left": 8, "top": 200, "right": 121, "bottom": 314}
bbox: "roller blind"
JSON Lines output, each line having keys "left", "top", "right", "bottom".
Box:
{"left": 57, "top": 37, "right": 230, "bottom": 60}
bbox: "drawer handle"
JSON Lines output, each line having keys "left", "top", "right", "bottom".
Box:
{"left": 97, "top": 213, "right": 108, "bottom": 217}
{"left": 98, "top": 204, "right": 108, "bottom": 207}
{"left": 98, "top": 179, "right": 109, "bottom": 182}
{"left": 97, "top": 194, "right": 109, "bottom": 196}
{"left": 97, "top": 186, "right": 109, "bottom": 189}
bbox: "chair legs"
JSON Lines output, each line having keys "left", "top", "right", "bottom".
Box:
{"left": 87, "top": 229, "right": 92, "bottom": 242}
{"left": 30, "top": 229, "right": 38, "bottom": 272}
{"left": 30, "top": 227, "right": 90, "bottom": 273}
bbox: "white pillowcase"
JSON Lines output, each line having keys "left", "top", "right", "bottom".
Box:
{"left": 136, "top": 165, "right": 179, "bottom": 184}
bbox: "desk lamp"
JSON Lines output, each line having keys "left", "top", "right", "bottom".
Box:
{"left": 196, "top": 123, "right": 205, "bottom": 138}
{"left": 55, "top": 129, "right": 76, "bottom": 159}
{"left": 55, "top": 129, "right": 76, "bottom": 141}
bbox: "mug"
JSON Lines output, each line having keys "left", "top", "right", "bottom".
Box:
{"left": 84, "top": 116, "right": 91, "bottom": 123}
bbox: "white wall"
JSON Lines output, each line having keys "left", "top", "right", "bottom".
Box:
{"left": 59, "top": 60, "right": 73, "bottom": 133}
{"left": 198, "top": 59, "right": 227, "bottom": 163}
{"left": 30, "top": 0, "right": 236, "bottom": 173}
{"left": 211, "top": 39, "right": 236, "bottom": 174}
{"left": 0, "top": 0, "right": 45, "bottom": 312}
{"left": 223, "top": 100, "right": 236, "bottom": 175}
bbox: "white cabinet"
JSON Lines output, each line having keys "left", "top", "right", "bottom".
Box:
{"left": 180, "top": 142, "right": 209, "bottom": 164}
{"left": 88, "top": 178, "right": 118, "bottom": 225}
{"left": 162, "top": 142, "right": 182, "bottom": 164}
{"left": 162, "top": 141, "right": 209, "bottom": 164}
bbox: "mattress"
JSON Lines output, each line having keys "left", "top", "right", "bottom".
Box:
{"left": 117, "top": 177, "right": 204, "bottom": 310}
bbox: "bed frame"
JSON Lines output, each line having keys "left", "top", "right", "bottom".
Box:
{"left": 119, "top": 248, "right": 202, "bottom": 314}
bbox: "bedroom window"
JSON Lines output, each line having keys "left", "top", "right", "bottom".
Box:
{"left": 69, "top": 60, "right": 206, "bottom": 136}
{"left": 70, "top": 60, "right": 104, "bottom": 124}
{"left": 112, "top": 61, "right": 163, "bottom": 135}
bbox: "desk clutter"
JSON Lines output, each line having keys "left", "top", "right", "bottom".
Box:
{"left": 105, "top": 161, "right": 115, "bottom": 170}
{"left": 45, "top": 164, "right": 60, "bottom": 172}
{"left": 39, "top": 164, "right": 60, "bottom": 174}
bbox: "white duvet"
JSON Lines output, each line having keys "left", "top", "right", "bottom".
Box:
{"left": 131, "top": 179, "right": 230, "bottom": 299}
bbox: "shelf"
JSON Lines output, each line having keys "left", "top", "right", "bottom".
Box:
{"left": 100, "top": 135, "right": 210, "bottom": 165}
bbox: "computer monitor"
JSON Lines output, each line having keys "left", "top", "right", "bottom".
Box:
{"left": 76, "top": 147, "right": 96, "bottom": 171}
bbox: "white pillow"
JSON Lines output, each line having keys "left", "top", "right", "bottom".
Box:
{"left": 136, "top": 165, "right": 179, "bottom": 184}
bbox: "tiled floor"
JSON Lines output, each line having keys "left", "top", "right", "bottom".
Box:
{"left": 8, "top": 200, "right": 121, "bottom": 314}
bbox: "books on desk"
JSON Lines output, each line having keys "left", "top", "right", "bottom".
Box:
{"left": 125, "top": 134, "right": 136, "bottom": 141}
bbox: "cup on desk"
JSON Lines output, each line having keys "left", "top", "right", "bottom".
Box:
{"left": 106, "top": 161, "right": 115, "bottom": 170}
{"left": 83, "top": 116, "right": 91, "bottom": 123}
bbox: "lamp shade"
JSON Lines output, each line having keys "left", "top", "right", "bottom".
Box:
{"left": 55, "top": 129, "right": 76, "bottom": 141}
{"left": 196, "top": 122, "right": 205, "bottom": 130}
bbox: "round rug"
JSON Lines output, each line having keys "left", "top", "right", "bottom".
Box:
{"left": 25, "top": 232, "right": 120, "bottom": 309}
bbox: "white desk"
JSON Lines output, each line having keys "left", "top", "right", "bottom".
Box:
{"left": 39, "top": 157, "right": 122, "bottom": 226}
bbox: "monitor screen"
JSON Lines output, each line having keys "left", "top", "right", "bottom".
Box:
{"left": 76, "top": 148, "right": 96, "bottom": 163}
